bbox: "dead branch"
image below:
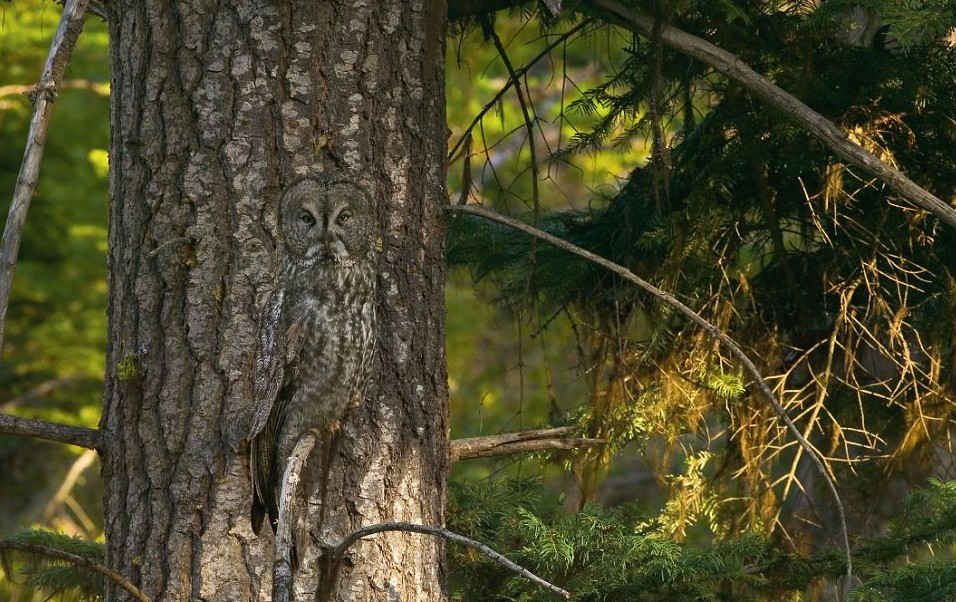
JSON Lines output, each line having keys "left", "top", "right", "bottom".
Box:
{"left": 448, "top": 203, "right": 853, "bottom": 589}
{"left": 273, "top": 431, "right": 319, "bottom": 602}
{"left": 450, "top": 426, "right": 605, "bottom": 462}
{"left": 0, "top": 0, "right": 91, "bottom": 350}
{"left": 591, "top": 0, "right": 956, "bottom": 232}
{"left": 329, "top": 522, "right": 570, "bottom": 599}
{"left": 0, "top": 541, "right": 151, "bottom": 602}
{"left": 0, "top": 413, "right": 100, "bottom": 450}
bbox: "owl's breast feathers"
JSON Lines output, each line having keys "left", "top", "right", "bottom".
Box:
{"left": 250, "top": 260, "right": 375, "bottom": 535}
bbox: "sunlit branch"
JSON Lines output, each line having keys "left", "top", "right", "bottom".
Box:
{"left": 0, "top": 0, "right": 91, "bottom": 349}
{"left": 273, "top": 431, "right": 318, "bottom": 602}
{"left": 590, "top": 0, "right": 956, "bottom": 231}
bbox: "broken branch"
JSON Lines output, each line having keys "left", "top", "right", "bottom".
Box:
{"left": 450, "top": 426, "right": 605, "bottom": 462}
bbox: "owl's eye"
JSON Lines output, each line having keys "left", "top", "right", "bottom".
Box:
{"left": 338, "top": 211, "right": 352, "bottom": 225}
{"left": 299, "top": 211, "right": 316, "bottom": 228}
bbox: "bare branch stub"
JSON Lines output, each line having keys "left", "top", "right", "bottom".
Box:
{"left": 0, "top": 413, "right": 100, "bottom": 450}
{"left": 450, "top": 426, "right": 605, "bottom": 462}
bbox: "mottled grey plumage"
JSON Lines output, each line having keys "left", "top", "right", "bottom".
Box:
{"left": 250, "top": 175, "right": 376, "bottom": 536}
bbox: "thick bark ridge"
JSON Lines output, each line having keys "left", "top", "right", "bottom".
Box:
{"left": 101, "top": 1, "right": 448, "bottom": 600}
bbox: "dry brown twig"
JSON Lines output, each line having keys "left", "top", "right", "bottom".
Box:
{"left": 448, "top": 203, "right": 854, "bottom": 590}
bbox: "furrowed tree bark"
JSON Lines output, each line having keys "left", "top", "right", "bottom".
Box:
{"left": 100, "top": 2, "right": 448, "bottom": 601}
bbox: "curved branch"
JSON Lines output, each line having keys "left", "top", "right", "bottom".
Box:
{"left": 0, "top": 413, "right": 100, "bottom": 450}
{"left": 589, "top": 0, "right": 956, "bottom": 231}
{"left": 0, "top": 542, "right": 151, "bottom": 602}
{"left": 330, "top": 522, "right": 570, "bottom": 599}
{"left": 448, "top": 203, "right": 853, "bottom": 588}
{"left": 0, "top": 0, "right": 91, "bottom": 349}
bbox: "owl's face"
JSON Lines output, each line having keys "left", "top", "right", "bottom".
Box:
{"left": 279, "top": 176, "right": 373, "bottom": 266}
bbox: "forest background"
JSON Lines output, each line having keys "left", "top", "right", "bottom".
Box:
{"left": 1, "top": 1, "right": 955, "bottom": 600}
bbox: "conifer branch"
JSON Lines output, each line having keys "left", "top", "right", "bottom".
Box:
{"left": 589, "top": 0, "right": 956, "bottom": 231}
{"left": 0, "top": 0, "right": 91, "bottom": 350}
{"left": 330, "top": 522, "right": 571, "bottom": 599}
{"left": 0, "top": 413, "right": 100, "bottom": 450}
{"left": 451, "top": 426, "right": 605, "bottom": 462}
{"left": 0, "top": 541, "right": 151, "bottom": 602}
{"left": 448, "top": 203, "right": 853, "bottom": 591}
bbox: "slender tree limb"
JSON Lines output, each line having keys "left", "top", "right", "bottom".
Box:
{"left": 448, "top": 203, "right": 853, "bottom": 590}
{"left": 329, "top": 522, "right": 571, "bottom": 599}
{"left": 589, "top": 0, "right": 956, "bottom": 231}
{"left": 273, "top": 431, "right": 319, "bottom": 602}
{"left": 450, "top": 426, "right": 605, "bottom": 462}
{"left": 0, "top": 541, "right": 151, "bottom": 602}
{"left": 0, "top": 0, "right": 91, "bottom": 350}
{"left": 0, "top": 413, "right": 100, "bottom": 450}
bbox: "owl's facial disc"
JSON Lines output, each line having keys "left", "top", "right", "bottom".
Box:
{"left": 280, "top": 176, "right": 371, "bottom": 267}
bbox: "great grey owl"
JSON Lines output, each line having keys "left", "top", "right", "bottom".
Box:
{"left": 249, "top": 175, "right": 377, "bottom": 537}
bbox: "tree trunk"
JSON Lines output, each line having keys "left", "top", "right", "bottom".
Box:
{"left": 100, "top": 1, "right": 448, "bottom": 600}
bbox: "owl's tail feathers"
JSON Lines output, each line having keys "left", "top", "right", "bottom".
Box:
{"left": 250, "top": 434, "right": 280, "bottom": 536}
{"left": 251, "top": 497, "right": 267, "bottom": 535}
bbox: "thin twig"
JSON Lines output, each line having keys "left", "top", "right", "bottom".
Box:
{"left": 590, "top": 0, "right": 956, "bottom": 231}
{"left": 329, "top": 522, "right": 570, "bottom": 599}
{"left": 0, "top": 413, "right": 100, "bottom": 450}
{"left": 0, "top": 0, "right": 91, "bottom": 350}
{"left": 448, "top": 19, "right": 592, "bottom": 162}
{"left": 480, "top": 15, "right": 542, "bottom": 220}
{"left": 0, "top": 541, "right": 151, "bottom": 602}
{"left": 273, "top": 431, "right": 319, "bottom": 602}
{"left": 448, "top": 203, "right": 853, "bottom": 589}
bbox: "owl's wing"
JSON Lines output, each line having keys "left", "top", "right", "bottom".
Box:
{"left": 250, "top": 286, "right": 289, "bottom": 534}
{"left": 249, "top": 287, "right": 286, "bottom": 439}
{"left": 250, "top": 287, "right": 313, "bottom": 534}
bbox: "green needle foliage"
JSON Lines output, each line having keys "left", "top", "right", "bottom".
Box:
{"left": 447, "top": 478, "right": 956, "bottom": 601}
{"left": 0, "top": 529, "right": 105, "bottom": 601}
{"left": 449, "top": 0, "right": 956, "bottom": 549}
